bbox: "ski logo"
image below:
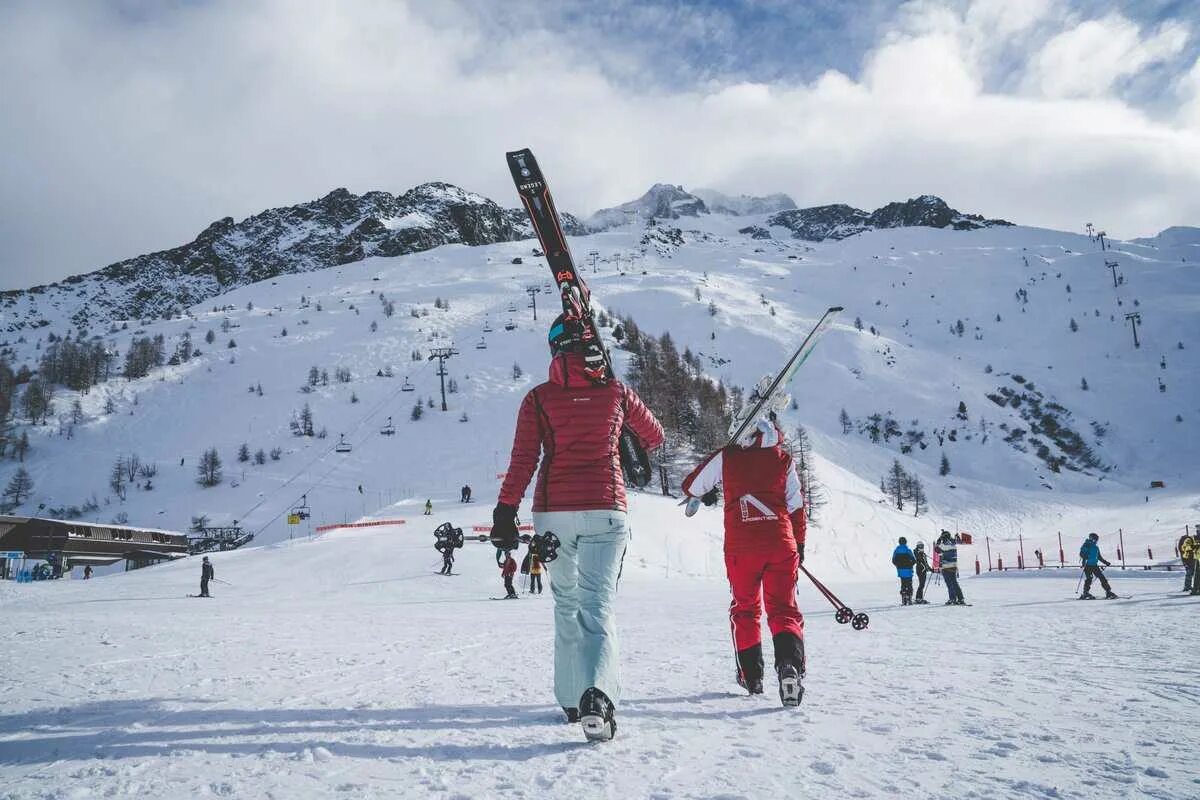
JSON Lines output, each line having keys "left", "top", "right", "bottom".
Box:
{"left": 518, "top": 180, "right": 543, "bottom": 191}
{"left": 556, "top": 270, "right": 574, "bottom": 282}
{"left": 739, "top": 493, "right": 778, "bottom": 522}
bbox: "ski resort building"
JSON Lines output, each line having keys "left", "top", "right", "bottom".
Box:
{"left": 0, "top": 516, "right": 188, "bottom": 577}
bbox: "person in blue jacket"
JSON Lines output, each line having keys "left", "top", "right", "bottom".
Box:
{"left": 891, "top": 537, "right": 916, "bottom": 605}
{"left": 1079, "top": 532, "right": 1118, "bottom": 599}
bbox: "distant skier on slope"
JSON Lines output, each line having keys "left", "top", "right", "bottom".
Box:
{"left": 500, "top": 551, "right": 518, "bottom": 598}
{"left": 1079, "top": 533, "right": 1118, "bottom": 599}
{"left": 424, "top": 499, "right": 433, "bottom": 515}
{"left": 491, "top": 314, "right": 663, "bottom": 739}
{"left": 936, "top": 531, "right": 967, "bottom": 605}
{"left": 199, "top": 556, "right": 214, "bottom": 598}
{"left": 529, "top": 552, "right": 544, "bottom": 595}
{"left": 1178, "top": 529, "right": 1196, "bottom": 593}
{"left": 892, "top": 537, "right": 916, "bottom": 606}
{"left": 461, "top": 485, "right": 472, "bottom": 503}
{"left": 440, "top": 546, "right": 455, "bottom": 575}
{"left": 913, "top": 542, "right": 931, "bottom": 604}
{"left": 681, "top": 416, "right": 807, "bottom": 708}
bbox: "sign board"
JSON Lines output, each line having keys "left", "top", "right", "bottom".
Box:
{"left": 0, "top": 551, "right": 24, "bottom": 559}
{"left": 287, "top": 514, "right": 301, "bottom": 525}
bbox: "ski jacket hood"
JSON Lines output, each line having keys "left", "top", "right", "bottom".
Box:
{"left": 735, "top": 418, "right": 781, "bottom": 448}
{"left": 498, "top": 352, "right": 664, "bottom": 513}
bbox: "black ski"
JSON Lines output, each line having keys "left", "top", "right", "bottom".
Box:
{"left": 506, "top": 147, "right": 652, "bottom": 487}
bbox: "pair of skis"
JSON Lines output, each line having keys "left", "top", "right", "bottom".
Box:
{"left": 505, "top": 148, "right": 652, "bottom": 488}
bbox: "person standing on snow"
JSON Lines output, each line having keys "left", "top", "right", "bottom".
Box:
{"left": 681, "top": 416, "right": 807, "bottom": 708}
{"left": 529, "top": 552, "right": 545, "bottom": 595}
{"left": 1178, "top": 529, "right": 1196, "bottom": 593}
{"left": 424, "top": 499, "right": 433, "bottom": 516}
{"left": 1079, "top": 533, "right": 1118, "bottom": 599}
{"left": 936, "top": 531, "right": 967, "bottom": 605}
{"left": 892, "top": 537, "right": 916, "bottom": 605}
{"left": 500, "top": 551, "right": 518, "bottom": 598}
{"left": 83, "top": 565, "right": 93, "bottom": 580}
{"left": 491, "top": 313, "right": 663, "bottom": 741}
{"left": 199, "top": 556, "right": 214, "bottom": 598}
{"left": 913, "top": 542, "right": 931, "bottom": 604}
{"left": 439, "top": 545, "right": 455, "bottom": 576}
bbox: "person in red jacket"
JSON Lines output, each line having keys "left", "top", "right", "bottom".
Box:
{"left": 491, "top": 314, "right": 664, "bottom": 742}
{"left": 500, "top": 552, "right": 518, "bottom": 599}
{"left": 682, "top": 416, "right": 807, "bottom": 707}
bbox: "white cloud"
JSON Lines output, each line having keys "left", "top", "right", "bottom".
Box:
{"left": 1025, "top": 14, "right": 1190, "bottom": 98}
{"left": 0, "top": 0, "right": 1198, "bottom": 290}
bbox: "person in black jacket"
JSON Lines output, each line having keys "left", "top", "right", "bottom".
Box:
{"left": 913, "top": 542, "right": 931, "bottom": 604}
{"left": 200, "top": 556, "right": 214, "bottom": 597}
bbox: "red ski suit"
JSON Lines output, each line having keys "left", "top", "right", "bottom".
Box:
{"left": 499, "top": 353, "right": 664, "bottom": 512}
{"left": 682, "top": 425, "right": 806, "bottom": 654}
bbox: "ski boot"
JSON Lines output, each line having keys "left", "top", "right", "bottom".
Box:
{"left": 915, "top": 598, "right": 929, "bottom": 605}
{"left": 735, "top": 643, "right": 765, "bottom": 695}
{"left": 1103, "top": 591, "right": 1119, "bottom": 599}
{"left": 562, "top": 707, "right": 579, "bottom": 724}
{"left": 1079, "top": 592, "right": 1096, "bottom": 600}
{"left": 579, "top": 687, "right": 616, "bottom": 742}
{"left": 777, "top": 665, "right": 804, "bottom": 708}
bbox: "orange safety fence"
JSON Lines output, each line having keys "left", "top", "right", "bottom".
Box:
{"left": 315, "top": 519, "right": 408, "bottom": 533}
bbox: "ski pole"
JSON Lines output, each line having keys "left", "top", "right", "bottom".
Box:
{"left": 213, "top": 578, "right": 233, "bottom": 586}
{"left": 1075, "top": 568, "right": 1085, "bottom": 595}
{"left": 798, "top": 565, "right": 869, "bottom": 630}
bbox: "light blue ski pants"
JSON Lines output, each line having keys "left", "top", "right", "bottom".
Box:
{"left": 532, "top": 509, "right": 629, "bottom": 710}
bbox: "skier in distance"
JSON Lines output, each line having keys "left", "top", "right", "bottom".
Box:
{"left": 892, "top": 537, "right": 916, "bottom": 606}
{"left": 936, "top": 531, "right": 966, "bottom": 605}
{"left": 199, "top": 556, "right": 214, "bottom": 598}
{"left": 681, "top": 415, "right": 807, "bottom": 708}
{"left": 1079, "top": 532, "right": 1118, "bottom": 599}
{"left": 913, "top": 542, "right": 931, "bottom": 604}
{"left": 490, "top": 313, "right": 663, "bottom": 741}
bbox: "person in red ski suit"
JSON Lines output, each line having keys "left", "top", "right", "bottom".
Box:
{"left": 500, "top": 553, "right": 518, "bottom": 598}
{"left": 491, "top": 314, "right": 664, "bottom": 739}
{"left": 682, "top": 417, "right": 807, "bottom": 706}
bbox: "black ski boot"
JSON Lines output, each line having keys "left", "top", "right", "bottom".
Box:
{"left": 1079, "top": 592, "right": 1096, "bottom": 600}
{"left": 777, "top": 665, "right": 803, "bottom": 707}
{"left": 735, "top": 643, "right": 765, "bottom": 695}
{"left": 772, "top": 633, "right": 805, "bottom": 707}
{"left": 562, "top": 707, "right": 579, "bottom": 724}
{"left": 579, "top": 687, "right": 616, "bottom": 742}
{"left": 1104, "top": 591, "right": 1119, "bottom": 599}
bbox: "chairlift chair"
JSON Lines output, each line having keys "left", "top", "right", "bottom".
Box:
{"left": 475, "top": 338, "right": 487, "bottom": 350}
{"left": 380, "top": 416, "right": 396, "bottom": 436}
{"left": 401, "top": 377, "right": 415, "bottom": 392}
{"left": 507, "top": 302, "right": 517, "bottom": 313}
{"left": 504, "top": 320, "right": 517, "bottom": 331}
{"left": 291, "top": 494, "right": 311, "bottom": 520}
{"left": 482, "top": 321, "right": 493, "bottom": 333}
{"left": 335, "top": 434, "right": 353, "bottom": 453}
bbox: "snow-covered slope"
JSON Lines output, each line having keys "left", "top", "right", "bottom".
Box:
{"left": 1, "top": 206, "right": 1195, "bottom": 577}
{"left": 0, "top": 500, "right": 1195, "bottom": 799}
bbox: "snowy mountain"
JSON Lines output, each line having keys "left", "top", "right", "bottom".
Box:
{"left": 1, "top": 197, "right": 1195, "bottom": 571}
{"left": 0, "top": 183, "right": 585, "bottom": 331}
{"left": 693, "top": 188, "right": 797, "bottom": 216}
{"left": 1131, "top": 225, "right": 1200, "bottom": 249}
{"left": 766, "top": 195, "right": 1012, "bottom": 241}
{"left": 587, "top": 183, "right": 710, "bottom": 229}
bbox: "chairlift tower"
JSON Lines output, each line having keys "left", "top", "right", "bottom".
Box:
{"left": 1104, "top": 260, "right": 1120, "bottom": 289}
{"left": 428, "top": 346, "right": 459, "bottom": 411}
{"left": 1124, "top": 311, "right": 1142, "bottom": 349}
{"left": 525, "top": 285, "right": 542, "bottom": 322}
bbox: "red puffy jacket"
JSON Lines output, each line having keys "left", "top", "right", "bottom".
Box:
{"left": 499, "top": 353, "right": 664, "bottom": 512}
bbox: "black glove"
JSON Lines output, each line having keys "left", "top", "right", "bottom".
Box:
{"left": 700, "top": 487, "right": 720, "bottom": 507}
{"left": 797, "top": 542, "right": 805, "bottom": 565}
{"left": 490, "top": 503, "right": 519, "bottom": 551}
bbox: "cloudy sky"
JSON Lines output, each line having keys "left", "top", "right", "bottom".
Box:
{"left": 1, "top": 0, "right": 1198, "bottom": 290}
